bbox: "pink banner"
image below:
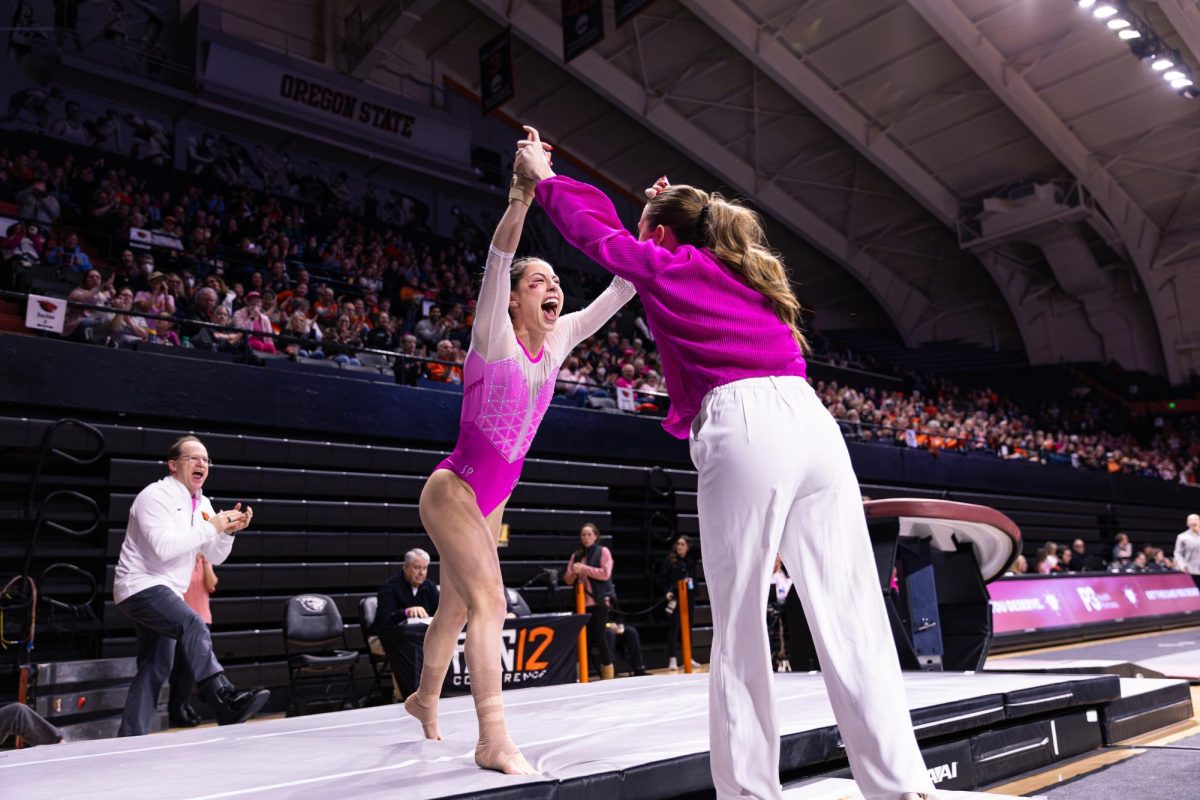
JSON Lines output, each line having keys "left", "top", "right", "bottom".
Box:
{"left": 989, "top": 573, "right": 1200, "bottom": 634}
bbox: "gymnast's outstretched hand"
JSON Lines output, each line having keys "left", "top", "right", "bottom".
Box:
{"left": 514, "top": 125, "right": 555, "bottom": 182}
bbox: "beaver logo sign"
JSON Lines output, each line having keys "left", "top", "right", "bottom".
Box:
{"left": 25, "top": 294, "right": 66, "bottom": 334}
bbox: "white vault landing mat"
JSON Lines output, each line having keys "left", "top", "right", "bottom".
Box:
{"left": 0, "top": 672, "right": 1089, "bottom": 799}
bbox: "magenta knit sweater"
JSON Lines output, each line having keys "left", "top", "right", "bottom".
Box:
{"left": 536, "top": 175, "right": 807, "bottom": 439}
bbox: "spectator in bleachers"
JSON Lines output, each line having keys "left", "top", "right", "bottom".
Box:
{"left": 1148, "top": 548, "right": 1174, "bottom": 572}
{"left": 414, "top": 304, "right": 447, "bottom": 350}
{"left": 375, "top": 549, "right": 440, "bottom": 627}
{"left": 133, "top": 271, "right": 178, "bottom": 344}
{"left": 1111, "top": 532, "right": 1133, "bottom": 566}
{"left": 168, "top": 554, "right": 218, "bottom": 728}
{"left": 282, "top": 310, "right": 321, "bottom": 359}
{"left": 113, "top": 435, "right": 267, "bottom": 736}
{"left": 1130, "top": 551, "right": 1149, "bottom": 571}
{"left": 1, "top": 220, "right": 42, "bottom": 263}
{"left": 656, "top": 535, "right": 698, "bottom": 671}
{"left": 260, "top": 289, "right": 283, "bottom": 329}
{"left": 425, "top": 339, "right": 462, "bottom": 383}
{"left": 393, "top": 333, "right": 422, "bottom": 386}
{"left": 63, "top": 267, "right": 113, "bottom": 341}
{"left": 326, "top": 312, "right": 363, "bottom": 366}
{"left": 46, "top": 231, "right": 92, "bottom": 272}
{"left": 556, "top": 356, "right": 593, "bottom": 405}
{"left": 1006, "top": 553, "right": 1028, "bottom": 575}
{"left": 1175, "top": 514, "right": 1200, "bottom": 588}
{"left": 1069, "top": 539, "right": 1105, "bottom": 572}
{"left": 1043, "top": 541, "right": 1060, "bottom": 571}
{"left": 1034, "top": 547, "right": 1055, "bottom": 575}
{"left": 106, "top": 287, "right": 151, "bottom": 346}
{"left": 277, "top": 280, "right": 310, "bottom": 317}
{"left": 14, "top": 179, "right": 60, "bottom": 224}
{"left": 183, "top": 286, "right": 218, "bottom": 343}
{"left": 165, "top": 271, "right": 189, "bottom": 315}
{"left": 562, "top": 523, "right": 616, "bottom": 681}
{"left": 232, "top": 291, "right": 276, "bottom": 354}
{"left": 364, "top": 310, "right": 399, "bottom": 352}
{"left": 208, "top": 305, "right": 243, "bottom": 352}
{"left": 1057, "top": 548, "right": 1075, "bottom": 572}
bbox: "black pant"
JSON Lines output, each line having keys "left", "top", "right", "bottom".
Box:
{"left": 117, "top": 585, "right": 223, "bottom": 736}
{"left": 586, "top": 602, "right": 612, "bottom": 666}
{"left": 665, "top": 599, "right": 695, "bottom": 660}
{"left": 169, "top": 623, "right": 212, "bottom": 716}
{"left": 0, "top": 704, "right": 63, "bottom": 746}
{"left": 604, "top": 625, "right": 645, "bottom": 674}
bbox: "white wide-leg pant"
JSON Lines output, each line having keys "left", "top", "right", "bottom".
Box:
{"left": 688, "top": 376, "right": 935, "bottom": 800}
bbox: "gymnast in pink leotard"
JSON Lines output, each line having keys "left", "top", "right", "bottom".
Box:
{"left": 402, "top": 128, "right": 634, "bottom": 776}
{"left": 434, "top": 241, "right": 633, "bottom": 516}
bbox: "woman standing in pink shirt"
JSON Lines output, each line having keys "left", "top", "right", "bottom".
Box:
{"left": 515, "top": 132, "right": 934, "bottom": 800}
{"left": 562, "top": 523, "right": 616, "bottom": 680}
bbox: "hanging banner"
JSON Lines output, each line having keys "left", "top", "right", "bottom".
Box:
{"left": 25, "top": 295, "right": 67, "bottom": 334}
{"left": 989, "top": 572, "right": 1200, "bottom": 635}
{"left": 480, "top": 28, "right": 514, "bottom": 115}
{"left": 379, "top": 613, "right": 588, "bottom": 697}
{"left": 562, "top": 0, "right": 605, "bottom": 62}
{"left": 201, "top": 42, "right": 470, "bottom": 166}
{"left": 616, "top": 0, "right": 654, "bottom": 26}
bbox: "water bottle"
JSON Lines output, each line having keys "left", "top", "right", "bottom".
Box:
{"left": 147, "top": 327, "right": 157, "bottom": 344}
{"left": 181, "top": 336, "right": 191, "bottom": 349}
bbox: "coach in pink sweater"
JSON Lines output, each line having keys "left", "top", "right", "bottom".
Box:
{"left": 515, "top": 132, "right": 935, "bottom": 800}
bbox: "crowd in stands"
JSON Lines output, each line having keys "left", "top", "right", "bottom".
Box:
{"left": 817, "top": 376, "right": 1200, "bottom": 485}
{"left": 1007, "top": 535, "right": 1182, "bottom": 576}
{"left": 2, "top": 137, "right": 1198, "bottom": 484}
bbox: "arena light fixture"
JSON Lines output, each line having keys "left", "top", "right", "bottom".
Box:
{"left": 1082, "top": 2, "right": 1197, "bottom": 99}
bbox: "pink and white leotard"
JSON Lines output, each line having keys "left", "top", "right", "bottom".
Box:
{"left": 435, "top": 245, "right": 636, "bottom": 516}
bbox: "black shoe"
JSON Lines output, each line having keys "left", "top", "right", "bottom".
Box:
{"left": 200, "top": 673, "right": 271, "bottom": 726}
{"left": 169, "top": 704, "right": 200, "bottom": 728}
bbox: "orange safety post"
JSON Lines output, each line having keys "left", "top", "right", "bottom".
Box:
{"left": 575, "top": 580, "right": 589, "bottom": 683}
{"left": 677, "top": 578, "right": 693, "bottom": 674}
{"left": 15, "top": 664, "right": 29, "bottom": 749}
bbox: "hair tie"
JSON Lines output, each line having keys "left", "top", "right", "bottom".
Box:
{"left": 697, "top": 203, "right": 711, "bottom": 232}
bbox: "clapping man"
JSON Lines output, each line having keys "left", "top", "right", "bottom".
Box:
{"left": 114, "top": 436, "right": 269, "bottom": 736}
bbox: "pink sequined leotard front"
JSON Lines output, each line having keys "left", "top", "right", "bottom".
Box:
{"left": 436, "top": 246, "right": 636, "bottom": 516}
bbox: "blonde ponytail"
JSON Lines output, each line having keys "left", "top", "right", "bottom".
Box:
{"left": 646, "top": 186, "right": 809, "bottom": 352}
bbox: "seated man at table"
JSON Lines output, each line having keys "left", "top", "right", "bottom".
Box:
{"left": 375, "top": 549, "right": 440, "bottom": 627}
{"left": 371, "top": 549, "right": 440, "bottom": 699}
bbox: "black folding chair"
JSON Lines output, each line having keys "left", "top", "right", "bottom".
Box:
{"left": 357, "top": 596, "right": 395, "bottom": 705}
{"left": 283, "top": 594, "right": 359, "bottom": 717}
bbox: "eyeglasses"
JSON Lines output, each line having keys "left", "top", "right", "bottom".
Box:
{"left": 175, "top": 455, "right": 213, "bottom": 466}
